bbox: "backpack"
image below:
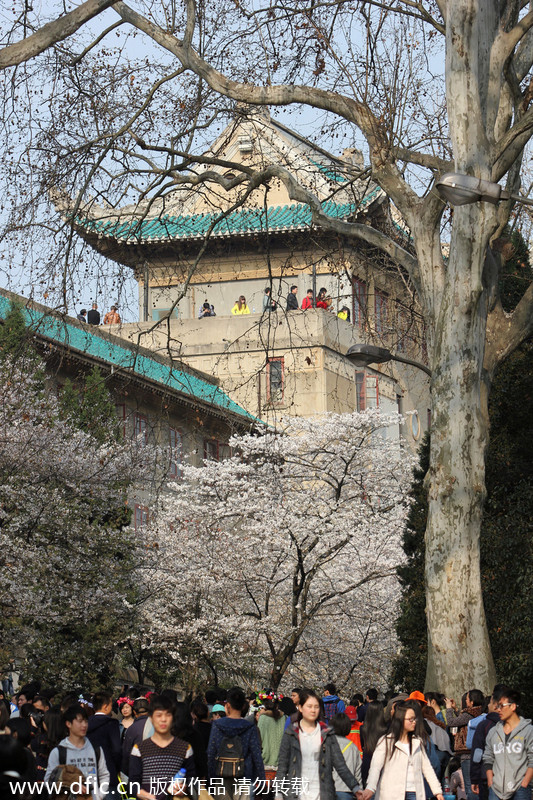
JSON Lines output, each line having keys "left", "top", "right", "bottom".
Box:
{"left": 57, "top": 744, "right": 101, "bottom": 788}
{"left": 215, "top": 734, "right": 245, "bottom": 778}
{"left": 323, "top": 699, "right": 340, "bottom": 723}
{"left": 466, "top": 713, "right": 487, "bottom": 749}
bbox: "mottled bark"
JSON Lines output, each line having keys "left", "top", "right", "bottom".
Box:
{"left": 423, "top": 206, "right": 497, "bottom": 696}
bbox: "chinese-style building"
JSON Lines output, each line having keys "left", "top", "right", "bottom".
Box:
{"left": 62, "top": 111, "right": 430, "bottom": 439}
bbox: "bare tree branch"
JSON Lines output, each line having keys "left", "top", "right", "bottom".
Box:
{"left": 0, "top": 0, "right": 118, "bottom": 69}
{"left": 392, "top": 147, "right": 453, "bottom": 172}
{"left": 112, "top": 1, "right": 377, "bottom": 136}
{"left": 493, "top": 104, "right": 533, "bottom": 178}
{"left": 70, "top": 20, "right": 124, "bottom": 66}
{"left": 486, "top": 281, "right": 533, "bottom": 371}
{"left": 492, "top": 9, "right": 533, "bottom": 70}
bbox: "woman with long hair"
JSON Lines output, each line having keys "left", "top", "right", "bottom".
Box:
{"left": 172, "top": 700, "right": 208, "bottom": 780}
{"left": 231, "top": 295, "right": 251, "bottom": 315}
{"left": 360, "top": 701, "right": 387, "bottom": 786}
{"left": 360, "top": 702, "right": 443, "bottom": 800}
{"left": 0, "top": 701, "right": 10, "bottom": 734}
{"left": 32, "top": 709, "right": 65, "bottom": 780}
{"left": 275, "top": 688, "right": 361, "bottom": 800}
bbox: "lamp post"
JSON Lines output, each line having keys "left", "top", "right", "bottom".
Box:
{"left": 436, "top": 172, "right": 533, "bottom": 207}
{"left": 346, "top": 343, "right": 432, "bottom": 377}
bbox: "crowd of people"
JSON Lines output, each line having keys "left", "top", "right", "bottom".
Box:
{"left": 198, "top": 287, "right": 352, "bottom": 319}
{"left": 285, "top": 286, "right": 337, "bottom": 313}
{"left": 1, "top": 679, "right": 531, "bottom": 800}
{"left": 76, "top": 303, "right": 122, "bottom": 325}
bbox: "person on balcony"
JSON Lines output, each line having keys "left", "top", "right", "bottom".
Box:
{"left": 301, "top": 289, "right": 314, "bottom": 310}
{"left": 316, "top": 288, "right": 328, "bottom": 309}
{"left": 286, "top": 285, "right": 299, "bottom": 310}
{"left": 231, "top": 296, "right": 251, "bottom": 315}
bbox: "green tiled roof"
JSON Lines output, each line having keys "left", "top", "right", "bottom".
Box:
{"left": 0, "top": 293, "right": 256, "bottom": 424}
{"left": 309, "top": 159, "right": 348, "bottom": 183}
{"left": 76, "top": 189, "right": 382, "bottom": 245}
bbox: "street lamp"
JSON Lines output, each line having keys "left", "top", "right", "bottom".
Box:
{"left": 436, "top": 172, "right": 533, "bottom": 207}
{"left": 346, "top": 343, "right": 432, "bottom": 377}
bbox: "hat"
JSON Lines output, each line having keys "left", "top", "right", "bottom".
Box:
{"left": 408, "top": 690, "right": 426, "bottom": 705}
{"left": 345, "top": 705, "right": 358, "bottom": 721}
{"left": 212, "top": 703, "right": 225, "bottom": 713}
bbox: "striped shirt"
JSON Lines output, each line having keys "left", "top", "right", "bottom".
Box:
{"left": 129, "top": 736, "right": 194, "bottom": 800}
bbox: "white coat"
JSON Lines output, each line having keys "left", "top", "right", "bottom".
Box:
{"left": 366, "top": 734, "right": 442, "bottom": 800}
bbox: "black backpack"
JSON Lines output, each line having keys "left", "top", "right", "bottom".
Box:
{"left": 57, "top": 744, "right": 101, "bottom": 781}
{"left": 215, "top": 734, "right": 245, "bottom": 778}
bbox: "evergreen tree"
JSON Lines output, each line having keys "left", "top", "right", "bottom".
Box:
{"left": 390, "top": 434, "right": 428, "bottom": 690}
{"left": 0, "top": 301, "right": 30, "bottom": 358}
{"left": 482, "top": 339, "right": 533, "bottom": 709}
{"left": 59, "top": 365, "right": 122, "bottom": 445}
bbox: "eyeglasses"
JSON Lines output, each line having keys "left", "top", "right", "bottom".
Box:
{"left": 496, "top": 703, "right": 514, "bottom": 710}
{"left": 405, "top": 716, "right": 417, "bottom": 722}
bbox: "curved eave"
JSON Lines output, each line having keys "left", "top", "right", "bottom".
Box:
{"left": 73, "top": 190, "right": 384, "bottom": 248}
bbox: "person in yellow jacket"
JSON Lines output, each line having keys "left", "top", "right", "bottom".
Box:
{"left": 337, "top": 306, "right": 351, "bottom": 322}
{"left": 231, "top": 295, "right": 251, "bottom": 315}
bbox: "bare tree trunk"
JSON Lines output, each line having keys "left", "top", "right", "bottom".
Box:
{"left": 424, "top": 205, "right": 497, "bottom": 697}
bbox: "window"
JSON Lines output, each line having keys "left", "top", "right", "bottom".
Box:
{"left": 421, "top": 322, "right": 429, "bottom": 366}
{"left": 133, "top": 412, "right": 148, "bottom": 444}
{"left": 115, "top": 403, "right": 126, "bottom": 438}
{"left": 204, "top": 439, "right": 219, "bottom": 461}
{"left": 203, "top": 439, "right": 231, "bottom": 461}
{"left": 352, "top": 278, "right": 367, "bottom": 326}
{"left": 374, "top": 290, "right": 388, "bottom": 333}
{"left": 152, "top": 307, "right": 179, "bottom": 322}
{"left": 219, "top": 443, "right": 231, "bottom": 461}
{"left": 134, "top": 504, "right": 149, "bottom": 531}
{"left": 396, "top": 307, "right": 408, "bottom": 352}
{"left": 169, "top": 427, "right": 183, "bottom": 478}
{"left": 355, "top": 372, "right": 379, "bottom": 411}
{"left": 396, "top": 306, "right": 418, "bottom": 354}
{"left": 266, "top": 357, "right": 284, "bottom": 404}
{"left": 410, "top": 410, "right": 421, "bottom": 440}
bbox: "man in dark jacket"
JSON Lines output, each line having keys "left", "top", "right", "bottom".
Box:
{"left": 87, "top": 303, "right": 101, "bottom": 325}
{"left": 207, "top": 686, "right": 264, "bottom": 799}
{"left": 286, "top": 286, "right": 298, "bottom": 310}
{"left": 87, "top": 691, "right": 122, "bottom": 797}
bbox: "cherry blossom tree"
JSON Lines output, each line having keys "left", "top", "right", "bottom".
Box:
{"left": 140, "top": 410, "right": 412, "bottom": 691}
{"left": 0, "top": 334, "right": 149, "bottom": 686}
